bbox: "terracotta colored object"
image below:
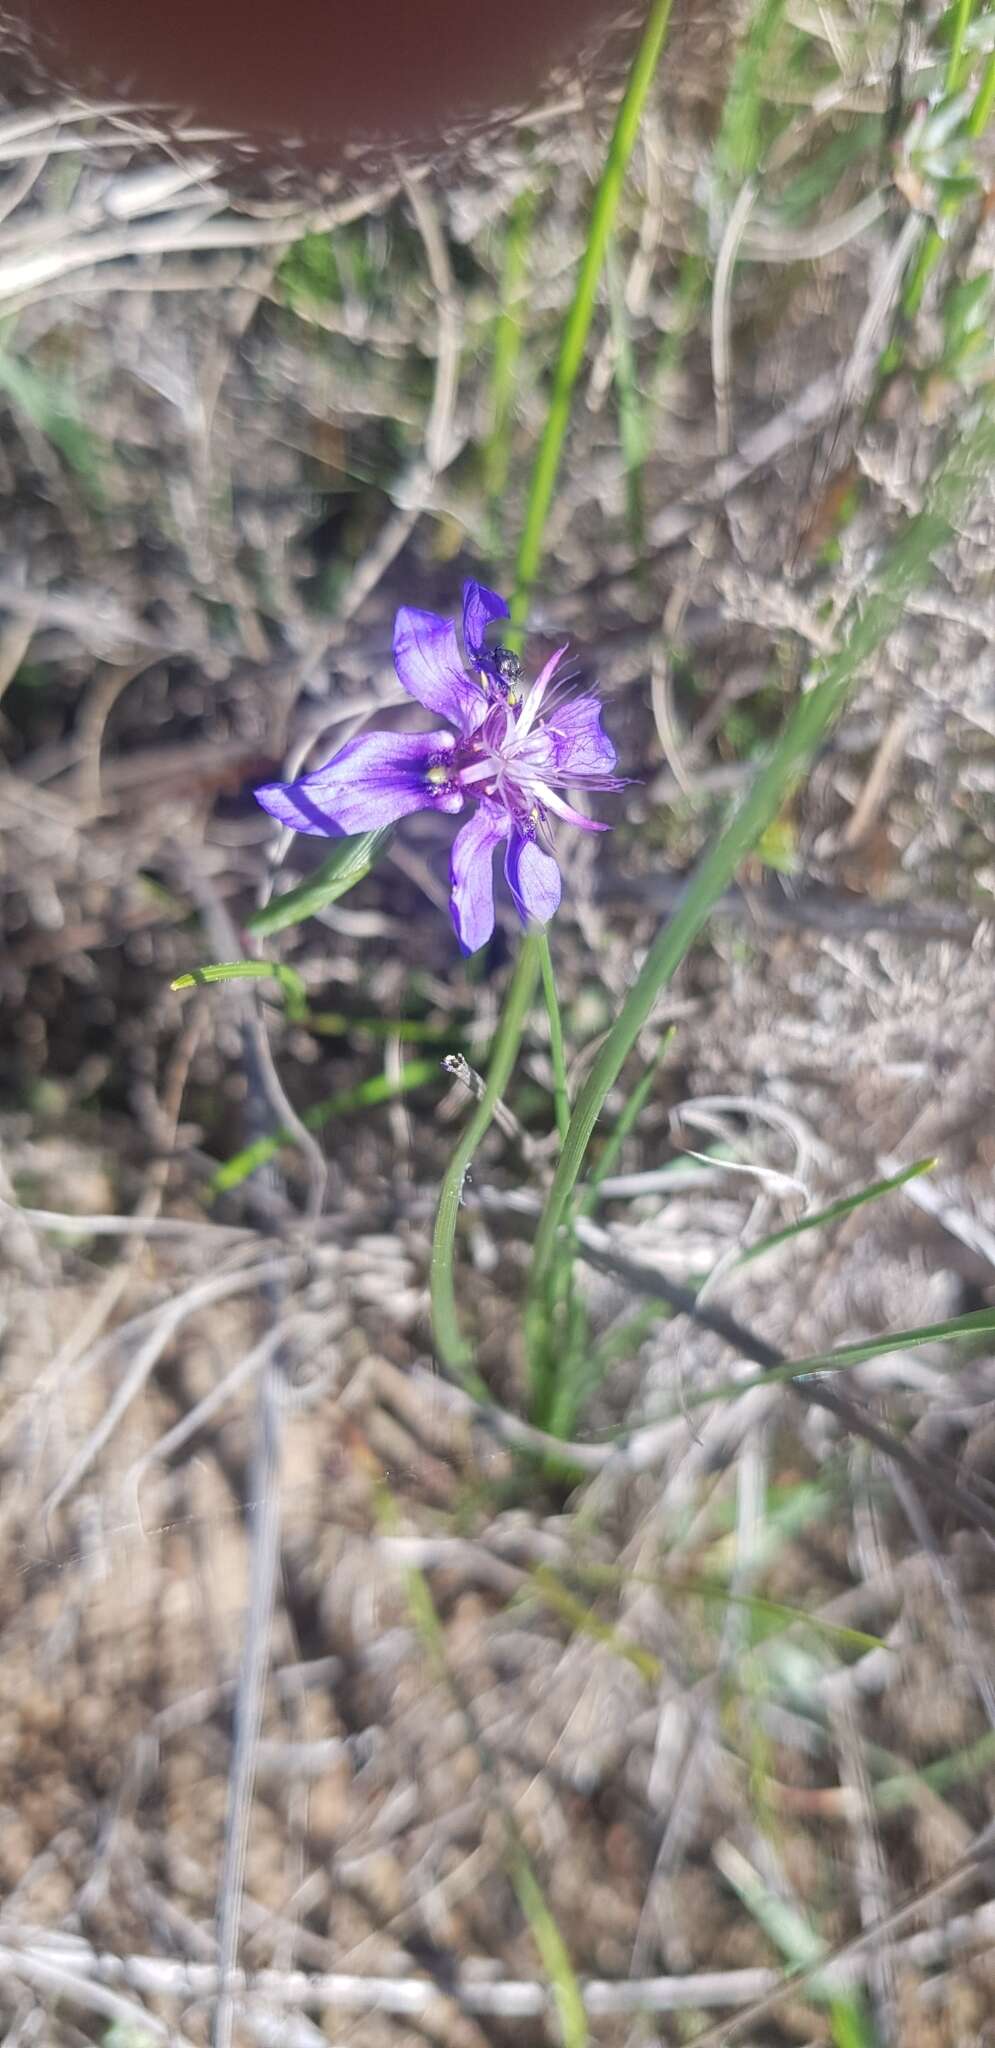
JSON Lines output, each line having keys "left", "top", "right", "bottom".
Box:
{"left": 25, "top": 0, "right": 622, "bottom": 158}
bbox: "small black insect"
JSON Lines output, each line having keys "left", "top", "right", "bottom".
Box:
{"left": 490, "top": 644, "right": 524, "bottom": 686}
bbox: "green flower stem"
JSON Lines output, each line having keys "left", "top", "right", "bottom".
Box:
{"left": 430, "top": 933, "right": 542, "bottom": 1388}
{"left": 528, "top": 400, "right": 995, "bottom": 1291}
{"left": 526, "top": 935, "right": 579, "bottom": 1428}
{"left": 945, "top": 0, "right": 977, "bottom": 98}
{"left": 537, "top": 931, "right": 570, "bottom": 1142}
{"left": 510, "top": 0, "right": 675, "bottom": 627}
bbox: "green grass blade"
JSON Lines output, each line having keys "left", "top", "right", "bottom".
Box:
{"left": 583, "top": 1299, "right": 672, "bottom": 1378}
{"left": 506, "top": 1852, "right": 589, "bottom": 2048}
{"left": 172, "top": 959, "right": 308, "bottom": 1017}
{"left": 652, "top": 249, "right": 707, "bottom": 391}
{"left": 714, "top": 0, "right": 787, "bottom": 185}
{"left": 676, "top": 1579, "right": 887, "bottom": 1656}
{"left": 902, "top": 26, "right": 995, "bottom": 320}
{"left": 734, "top": 1157, "right": 937, "bottom": 1267}
{"left": 716, "top": 1841, "right": 876, "bottom": 2046}
{"left": 511, "top": 0, "right": 675, "bottom": 622}
{"left": 247, "top": 828, "right": 392, "bottom": 936}
{"left": 537, "top": 931, "right": 570, "bottom": 1142}
{"left": 530, "top": 678, "right": 852, "bottom": 1275}
{"left": 529, "top": 399, "right": 995, "bottom": 1289}
{"left": 875, "top": 1727, "right": 995, "bottom": 1811}
{"left": 946, "top": 0, "right": 978, "bottom": 95}
{"left": 430, "top": 934, "right": 542, "bottom": 1388}
{"left": 968, "top": 49, "right": 995, "bottom": 134}
{"left": 0, "top": 349, "right": 106, "bottom": 503}
{"left": 578, "top": 1303, "right": 995, "bottom": 1444}
{"left": 301, "top": 1008, "right": 479, "bottom": 1046}
{"left": 527, "top": 1565, "right": 662, "bottom": 1682}
{"left": 568, "top": 1558, "right": 887, "bottom": 1655}
{"left": 699, "top": 1304, "right": 995, "bottom": 1408}
{"left": 210, "top": 1058, "right": 438, "bottom": 1194}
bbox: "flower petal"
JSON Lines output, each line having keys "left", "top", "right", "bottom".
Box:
{"left": 449, "top": 801, "right": 510, "bottom": 954}
{"left": 505, "top": 829, "right": 562, "bottom": 927}
{"left": 545, "top": 693, "right": 619, "bottom": 780}
{"left": 515, "top": 646, "right": 568, "bottom": 737}
{"left": 462, "top": 580, "right": 509, "bottom": 663}
{"left": 532, "top": 781, "right": 611, "bottom": 833}
{"left": 255, "top": 730, "right": 461, "bottom": 837}
{"left": 393, "top": 607, "right": 486, "bottom": 732}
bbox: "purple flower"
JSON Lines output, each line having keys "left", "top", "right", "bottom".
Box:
{"left": 255, "top": 580, "right": 625, "bottom": 954}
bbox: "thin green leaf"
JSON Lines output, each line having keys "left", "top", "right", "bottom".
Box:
{"left": 430, "top": 934, "right": 542, "bottom": 1391}
{"left": 568, "top": 1558, "right": 886, "bottom": 1655}
{"left": 902, "top": 38, "right": 995, "bottom": 318}
{"left": 700, "top": 1304, "right": 995, "bottom": 1409}
{"left": 0, "top": 350, "right": 106, "bottom": 502}
{"left": 714, "top": 0, "right": 788, "bottom": 185}
{"left": 171, "top": 958, "right": 308, "bottom": 1017}
{"left": 511, "top": 0, "right": 675, "bottom": 622}
{"left": 301, "top": 1009, "right": 476, "bottom": 1045}
{"left": 969, "top": 49, "right": 995, "bottom": 133}
{"left": 506, "top": 1849, "right": 589, "bottom": 2048}
{"left": 776, "top": 115, "right": 881, "bottom": 225}
{"left": 526, "top": 1566, "right": 662, "bottom": 1682}
{"left": 537, "top": 931, "right": 570, "bottom": 1143}
{"left": 210, "top": 1058, "right": 438, "bottom": 1194}
{"left": 247, "top": 828, "right": 392, "bottom": 935}
{"left": 716, "top": 1840, "right": 876, "bottom": 2047}
{"left": 876, "top": 1727, "right": 995, "bottom": 1811}
{"left": 678, "top": 1578, "right": 887, "bottom": 1656}
{"left": 945, "top": 0, "right": 977, "bottom": 95}
{"left": 734, "top": 1157, "right": 937, "bottom": 1267}
{"left": 528, "top": 399, "right": 995, "bottom": 1293}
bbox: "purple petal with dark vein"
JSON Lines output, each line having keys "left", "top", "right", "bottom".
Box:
{"left": 449, "top": 801, "right": 510, "bottom": 954}
{"left": 505, "top": 830, "right": 562, "bottom": 927}
{"left": 545, "top": 693, "right": 619, "bottom": 780}
{"left": 462, "top": 580, "right": 509, "bottom": 662}
{"left": 393, "top": 607, "right": 486, "bottom": 732}
{"left": 255, "top": 730, "right": 461, "bottom": 837}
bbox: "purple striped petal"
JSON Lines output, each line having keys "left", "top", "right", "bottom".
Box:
{"left": 255, "top": 730, "right": 461, "bottom": 836}
{"left": 505, "top": 829, "right": 561, "bottom": 927}
{"left": 393, "top": 607, "right": 486, "bottom": 733}
{"left": 545, "top": 693, "right": 619, "bottom": 781}
{"left": 462, "top": 580, "right": 509, "bottom": 663}
{"left": 449, "top": 801, "right": 510, "bottom": 954}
